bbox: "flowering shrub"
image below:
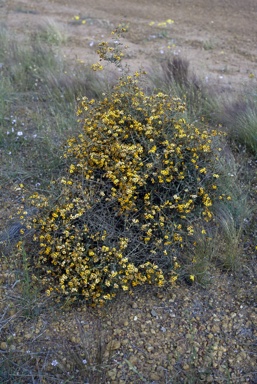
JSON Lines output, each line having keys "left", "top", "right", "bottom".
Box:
{"left": 22, "top": 37, "right": 225, "bottom": 305}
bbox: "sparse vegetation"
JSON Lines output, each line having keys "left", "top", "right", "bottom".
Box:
{"left": 148, "top": 55, "right": 221, "bottom": 123}
{"left": 218, "top": 92, "right": 257, "bottom": 155}
{"left": 0, "top": 15, "right": 256, "bottom": 384}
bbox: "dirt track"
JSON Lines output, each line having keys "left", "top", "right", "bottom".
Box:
{"left": 2, "top": 0, "right": 257, "bottom": 90}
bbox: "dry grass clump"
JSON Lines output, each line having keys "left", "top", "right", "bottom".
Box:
{"left": 18, "top": 38, "right": 229, "bottom": 305}
{"left": 218, "top": 94, "right": 257, "bottom": 155}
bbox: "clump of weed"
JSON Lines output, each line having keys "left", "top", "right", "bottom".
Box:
{"left": 219, "top": 94, "right": 257, "bottom": 155}
{"left": 34, "top": 19, "right": 67, "bottom": 46}
{"left": 20, "top": 30, "right": 227, "bottom": 305}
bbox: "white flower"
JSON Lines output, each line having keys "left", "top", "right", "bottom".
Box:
{"left": 82, "top": 359, "right": 87, "bottom": 364}
{"left": 17, "top": 131, "right": 23, "bottom": 136}
{"left": 51, "top": 360, "right": 58, "bottom": 366}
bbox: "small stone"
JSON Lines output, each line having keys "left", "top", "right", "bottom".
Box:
{"left": 129, "top": 355, "right": 138, "bottom": 365}
{"left": 132, "top": 303, "right": 138, "bottom": 309}
{"left": 146, "top": 345, "right": 154, "bottom": 352}
{"left": 24, "top": 333, "right": 32, "bottom": 340}
{"left": 212, "top": 324, "right": 220, "bottom": 333}
{"left": 0, "top": 342, "right": 8, "bottom": 350}
{"left": 151, "top": 309, "right": 158, "bottom": 318}
{"left": 150, "top": 372, "right": 160, "bottom": 381}
{"left": 111, "top": 340, "right": 121, "bottom": 350}
{"left": 107, "top": 368, "right": 117, "bottom": 380}
{"left": 122, "top": 338, "right": 129, "bottom": 346}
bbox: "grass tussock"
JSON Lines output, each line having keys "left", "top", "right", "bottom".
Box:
{"left": 218, "top": 93, "right": 257, "bottom": 154}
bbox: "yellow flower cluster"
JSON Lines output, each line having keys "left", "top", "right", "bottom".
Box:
{"left": 96, "top": 40, "right": 125, "bottom": 66}
{"left": 149, "top": 19, "right": 174, "bottom": 27}
{"left": 24, "top": 42, "right": 225, "bottom": 305}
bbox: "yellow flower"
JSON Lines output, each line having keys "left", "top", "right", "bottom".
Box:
{"left": 149, "top": 145, "right": 157, "bottom": 153}
{"left": 157, "top": 21, "right": 167, "bottom": 27}
{"left": 91, "top": 62, "right": 104, "bottom": 71}
{"left": 190, "top": 275, "right": 195, "bottom": 282}
{"left": 170, "top": 275, "right": 178, "bottom": 284}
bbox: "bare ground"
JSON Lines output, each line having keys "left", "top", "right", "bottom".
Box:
{"left": 2, "top": 0, "right": 257, "bottom": 89}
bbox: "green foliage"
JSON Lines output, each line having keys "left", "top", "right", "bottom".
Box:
{"left": 22, "top": 47, "right": 227, "bottom": 305}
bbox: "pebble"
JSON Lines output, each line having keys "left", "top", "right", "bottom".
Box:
{"left": 0, "top": 342, "right": 7, "bottom": 350}
{"left": 151, "top": 309, "right": 158, "bottom": 318}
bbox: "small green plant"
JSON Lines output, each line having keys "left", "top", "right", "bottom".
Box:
{"left": 20, "top": 30, "right": 227, "bottom": 306}
{"left": 203, "top": 39, "right": 215, "bottom": 51}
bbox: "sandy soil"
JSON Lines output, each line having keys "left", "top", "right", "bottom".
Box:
{"left": 2, "top": 0, "right": 257, "bottom": 90}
